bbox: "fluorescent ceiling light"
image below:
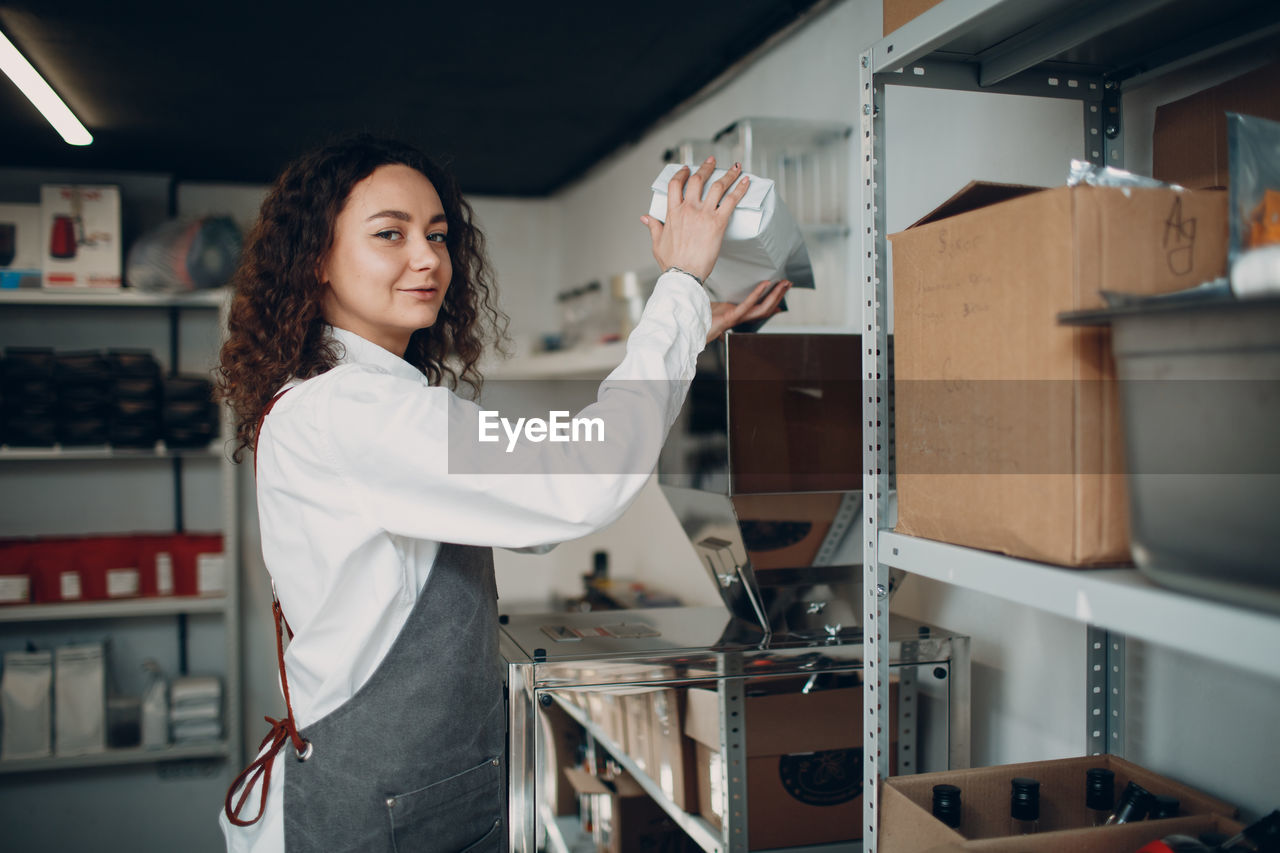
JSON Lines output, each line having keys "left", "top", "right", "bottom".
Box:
{"left": 0, "top": 29, "right": 92, "bottom": 146}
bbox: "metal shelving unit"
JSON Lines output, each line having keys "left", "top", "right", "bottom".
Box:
{"left": 859, "top": 1, "right": 1280, "bottom": 850}
{"left": 0, "top": 740, "right": 229, "bottom": 774}
{"left": 0, "top": 287, "right": 241, "bottom": 772}
{"left": 502, "top": 606, "right": 969, "bottom": 853}
{"left": 0, "top": 595, "right": 226, "bottom": 623}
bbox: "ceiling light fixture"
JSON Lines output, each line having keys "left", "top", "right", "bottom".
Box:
{"left": 0, "top": 29, "right": 92, "bottom": 146}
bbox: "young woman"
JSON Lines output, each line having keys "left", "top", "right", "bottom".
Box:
{"left": 216, "top": 134, "right": 787, "bottom": 852}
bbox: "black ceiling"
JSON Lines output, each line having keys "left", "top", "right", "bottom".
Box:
{"left": 0, "top": 1, "right": 827, "bottom": 197}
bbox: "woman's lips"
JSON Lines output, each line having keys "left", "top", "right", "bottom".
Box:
{"left": 400, "top": 287, "right": 439, "bottom": 300}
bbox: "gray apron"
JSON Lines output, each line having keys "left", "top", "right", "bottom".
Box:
{"left": 283, "top": 542, "right": 507, "bottom": 852}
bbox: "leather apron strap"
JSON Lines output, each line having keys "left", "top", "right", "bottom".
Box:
{"left": 224, "top": 388, "right": 310, "bottom": 827}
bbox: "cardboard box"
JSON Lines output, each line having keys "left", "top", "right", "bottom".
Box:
{"left": 880, "top": 754, "right": 1238, "bottom": 853}
{"left": 919, "top": 814, "right": 1244, "bottom": 853}
{"left": 40, "top": 184, "right": 122, "bottom": 289}
{"left": 649, "top": 689, "right": 698, "bottom": 814}
{"left": 0, "top": 203, "right": 43, "bottom": 289}
{"left": 563, "top": 767, "right": 693, "bottom": 853}
{"left": 538, "top": 699, "right": 585, "bottom": 817}
{"left": 1153, "top": 61, "right": 1280, "bottom": 190}
{"left": 684, "top": 680, "right": 897, "bottom": 850}
{"left": 883, "top": 0, "right": 945, "bottom": 34}
{"left": 585, "top": 691, "right": 629, "bottom": 752}
{"left": 890, "top": 181, "right": 1228, "bottom": 566}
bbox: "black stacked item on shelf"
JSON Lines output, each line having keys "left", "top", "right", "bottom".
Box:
{"left": 162, "top": 375, "right": 218, "bottom": 448}
{"left": 54, "top": 351, "right": 113, "bottom": 445}
{"left": 107, "top": 349, "right": 162, "bottom": 448}
{"left": 2, "top": 347, "right": 57, "bottom": 446}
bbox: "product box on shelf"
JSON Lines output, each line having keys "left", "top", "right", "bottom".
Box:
{"left": 890, "top": 181, "right": 1228, "bottom": 567}
{"left": 1153, "top": 61, "right": 1280, "bottom": 190}
{"left": 0, "top": 202, "right": 44, "bottom": 289}
{"left": 538, "top": 699, "right": 585, "bottom": 817}
{"left": 585, "top": 691, "right": 629, "bottom": 752}
{"left": 649, "top": 688, "right": 698, "bottom": 814}
{"left": 562, "top": 767, "right": 693, "bottom": 853}
{"left": 683, "top": 679, "right": 897, "bottom": 849}
{"left": 914, "top": 814, "right": 1245, "bottom": 853}
{"left": 40, "top": 184, "right": 122, "bottom": 289}
{"left": 880, "top": 754, "right": 1239, "bottom": 853}
{"left": 883, "top": 0, "right": 945, "bottom": 34}
{"left": 0, "top": 540, "right": 33, "bottom": 605}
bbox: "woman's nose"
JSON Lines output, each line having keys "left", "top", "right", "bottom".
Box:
{"left": 409, "top": 236, "right": 439, "bottom": 271}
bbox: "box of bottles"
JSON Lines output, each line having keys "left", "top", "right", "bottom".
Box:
{"left": 684, "top": 679, "right": 898, "bottom": 849}
{"left": 880, "top": 755, "right": 1238, "bottom": 853}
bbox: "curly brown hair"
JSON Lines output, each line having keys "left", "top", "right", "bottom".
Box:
{"left": 216, "top": 135, "right": 508, "bottom": 461}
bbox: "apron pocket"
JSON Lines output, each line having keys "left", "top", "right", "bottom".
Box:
{"left": 386, "top": 755, "right": 503, "bottom": 853}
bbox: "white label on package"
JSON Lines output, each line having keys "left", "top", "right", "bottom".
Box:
{"left": 156, "top": 552, "right": 174, "bottom": 595}
{"left": 60, "top": 571, "right": 83, "bottom": 600}
{"left": 197, "top": 554, "right": 226, "bottom": 595}
{"left": 0, "top": 576, "right": 29, "bottom": 603}
{"left": 106, "top": 568, "right": 140, "bottom": 598}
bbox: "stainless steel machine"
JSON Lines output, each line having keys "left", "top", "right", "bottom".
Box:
{"left": 502, "top": 333, "right": 968, "bottom": 853}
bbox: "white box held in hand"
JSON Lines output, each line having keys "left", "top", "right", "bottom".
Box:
{"left": 40, "top": 184, "right": 122, "bottom": 289}
{"left": 648, "top": 164, "right": 814, "bottom": 305}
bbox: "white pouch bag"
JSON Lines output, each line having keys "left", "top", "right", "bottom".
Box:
{"left": 54, "top": 643, "right": 106, "bottom": 756}
{"left": 1, "top": 649, "right": 53, "bottom": 760}
{"left": 648, "top": 164, "right": 815, "bottom": 306}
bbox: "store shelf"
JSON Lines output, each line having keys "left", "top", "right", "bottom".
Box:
{"left": 0, "top": 288, "right": 228, "bottom": 308}
{"left": 0, "top": 442, "right": 223, "bottom": 461}
{"left": 881, "top": 531, "right": 1280, "bottom": 679}
{"left": 0, "top": 595, "right": 226, "bottom": 623}
{"left": 873, "top": 0, "right": 1280, "bottom": 81}
{"left": 484, "top": 341, "right": 626, "bottom": 381}
{"left": 552, "top": 694, "right": 723, "bottom": 853}
{"left": 0, "top": 740, "right": 229, "bottom": 774}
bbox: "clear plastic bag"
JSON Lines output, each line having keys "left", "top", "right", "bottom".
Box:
{"left": 1228, "top": 112, "right": 1280, "bottom": 255}
{"left": 1066, "top": 159, "right": 1182, "bottom": 190}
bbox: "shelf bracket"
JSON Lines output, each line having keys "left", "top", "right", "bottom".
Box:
{"left": 1086, "top": 626, "right": 1126, "bottom": 757}
{"left": 718, "top": 653, "right": 748, "bottom": 853}
{"left": 861, "top": 45, "right": 892, "bottom": 853}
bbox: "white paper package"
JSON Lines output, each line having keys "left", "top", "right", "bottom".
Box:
{"left": 54, "top": 643, "right": 106, "bottom": 756}
{"left": 648, "top": 164, "right": 815, "bottom": 306}
{"left": 1, "top": 650, "right": 53, "bottom": 760}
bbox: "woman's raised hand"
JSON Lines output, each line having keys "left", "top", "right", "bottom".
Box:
{"left": 640, "top": 157, "right": 751, "bottom": 282}
{"left": 706, "top": 279, "right": 792, "bottom": 344}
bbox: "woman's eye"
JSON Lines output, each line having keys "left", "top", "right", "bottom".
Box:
{"left": 374, "top": 230, "right": 403, "bottom": 241}
{"left": 427, "top": 232, "right": 448, "bottom": 243}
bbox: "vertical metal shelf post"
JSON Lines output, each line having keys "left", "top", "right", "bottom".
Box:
{"left": 859, "top": 45, "right": 891, "bottom": 853}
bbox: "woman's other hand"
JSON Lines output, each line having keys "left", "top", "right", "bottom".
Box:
{"left": 706, "top": 279, "right": 792, "bottom": 343}
{"left": 641, "top": 157, "right": 750, "bottom": 281}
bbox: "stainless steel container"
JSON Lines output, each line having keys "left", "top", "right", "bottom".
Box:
{"left": 658, "top": 332, "right": 900, "bottom": 638}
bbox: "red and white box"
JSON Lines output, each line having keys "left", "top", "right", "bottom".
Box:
{"left": 40, "top": 184, "right": 122, "bottom": 289}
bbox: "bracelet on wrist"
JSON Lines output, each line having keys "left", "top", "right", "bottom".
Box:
{"left": 663, "top": 265, "right": 705, "bottom": 288}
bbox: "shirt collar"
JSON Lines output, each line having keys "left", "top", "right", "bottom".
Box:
{"left": 327, "top": 326, "right": 429, "bottom": 385}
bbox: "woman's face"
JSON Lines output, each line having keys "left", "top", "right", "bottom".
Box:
{"left": 320, "top": 163, "right": 453, "bottom": 355}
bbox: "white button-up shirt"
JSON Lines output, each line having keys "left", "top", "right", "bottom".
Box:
{"left": 220, "top": 270, "right": 710, "bottom": 851}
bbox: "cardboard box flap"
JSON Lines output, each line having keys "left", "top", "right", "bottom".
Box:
{"left": 563, "top": 766, "right": 614, "bottom": 796}
{"left": 904, "top": 181, "right": 1045, "bottom": 230}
